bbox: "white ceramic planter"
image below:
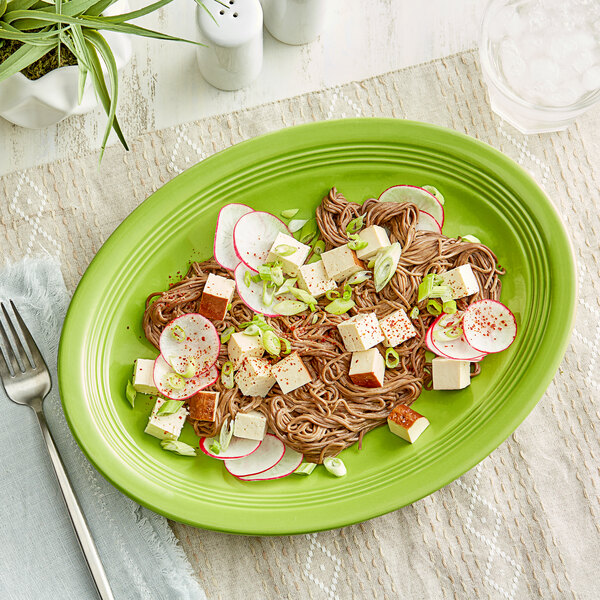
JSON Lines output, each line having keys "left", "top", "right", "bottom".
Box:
{"left": 0, "top": 1, "right": 132, "bottom": 129}
{"left": 260, "top": 0, "right": 327, "bottom": 45}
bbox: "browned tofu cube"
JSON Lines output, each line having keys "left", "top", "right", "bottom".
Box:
{"left": 187, "top": 391, "right": 219, "bottom": 422}
{"left": 199, "top": 273, "right": 235, "bottom": 321}
{"left": 348, "top": 349, "right": 385, "bottom": 388}
{"left": 387, "top": 404, "right": 429, "bottom": 443}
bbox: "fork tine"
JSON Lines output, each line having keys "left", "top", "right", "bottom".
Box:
{"left": 8, "top": 301, "right": 46, "bottom": 370}
{"left": 1, "top": 302, "right": 33, "bottom": 370}
{"left": 0, "top": 312, "right": 22, "bottom": 375}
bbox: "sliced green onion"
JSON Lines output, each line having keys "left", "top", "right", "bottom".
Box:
{"left": 346, "top": 215, "right": 364, "bottom": 235}
{"left": 347, "top": 270, "right": 371, "bottom": 285}
{"left": 429, "top": 284, "right": 452, "bottom": 299}
{"left": 422, "top": 185, "right": 445, "bottom": 205}
{"left": 462, "top": 234, "right": 481, "bottom": 244}
{"left": 385, "top": 347, "right": 400, "bottom": 369}
{"left": 288, "top": 218, "right": 309, "bottom": 233}
{"left": 367, "top": 257, "right": 376, "bottom": 269}
{"left": 280, "top": 337, "right": 292, "bottom": 355}
{"left": 271, "top": 265, "right": 284, "bottom": 287}
{"left": 226, "top": 303, "right": 232, "bottom": 313}
{"left": 160, "top": 440, "right": 197, "bottom": 457}
{"left": 263, "top": 281, "right": 276, "bottom": 307}
{"left": 179, "top": 358, "right": 197, "bottom": 379}
{"left": 426, "top": 299, "right": 442, "bottom": 316}
{"left": 219, "top": 417, "right": 234, "bottom": 452}
{"left": 276, "top": 277, "right": 297, "bottom": 295}
{"left": 165, "top": 373, "right": 185, "bottom": 390}
{"left": 311, "top": 313, "right": 320, "bottom": 325}
{"left": 443, "top": 299, "right": 457, "bottom": 314}
{"left": 373, "top": 243, "right": 401, "bottom": 293}
{"left": 274, "top": 244, "right": 297, "bottom": 257}
{"left": 347, "top": 234, "right": 368, "bottom": 251}
{"left": 170, "top": 324, "right": 185, "bottom": 342}
{"left": 312, "top": 240, "right": 325, "bottom": 256}
{"left": 243, "top": 324, "right": 262, "bottom": 336}
{"left": 418, "top": 273, "right": 435, "bottom": 302}
{"left": 262, "top": 330, "right": 282, "bottom": 356}
{"left": 273, "top": 300, "right": 309, "bottom": 315}
{"left": 157, "top": 399, "right": 184, "bottom": 416}
{"left": 323, "top": 456, "right": 346, "bottom": 477}
{"left": 258, "top": 265, "right": 272, "bottom": 281}
{"left": 221, "top": 361, "right": 234, "bottom": 389}
{"left": 244, "top": 270, "right": 252, "bottom": 287}
{"left": 251, "top": 274, "right": 262, "bottom": 283}
{"left": 209, "top": 441, "right": 221, "bottom": 455}
{"left": 220, "top": 326, "right": 235, "bottom": 344}
{"left": 342, "top": 284, "right": 352, "bottom": 300}
{"left": 433, "top": 323, "right": 462, "bottom": 342}
{"left": 125, "top": 380, "right": 136, "bottom": 408}
{"left": 294, "top": 462, "right": 317, "bottom": 475}
{"left": 325, "top": 289, "right": 340, "bottom": 301}
{"left": 297, "top": 219, "right": 318, "bottom": 244}
{"left": 325, "top": 298, "right": 355, "bottom": 315}
{"left": 281, "top": 208, "right": 299, "bottom": 219}
{"left": 409, "top": 306, "right": 419, "bottom": 319}
{"left": 290, "top": 287, "right": 318, "bottom": 307}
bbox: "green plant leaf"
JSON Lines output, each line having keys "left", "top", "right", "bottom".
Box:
{"left": 81, "top": 28, "right": 128, "bottom": 159}
{"left": 5, "top": 0, "right": 45, "bottom": 12}
{"left": 84, "top": 0, "right": 116, "bottom": 17}
{"left": 0, "top": 0, "right": 8, "bottom": 19}
{"left": 0, "top": 23, "right": 59, "bottom": 43}
{"left": 101, "top": 0, "right": 175, "bottom": 23}
{"left": 0, "top": 40, "right": 53, "bottom": 81}
{"left": 68, "top": 22, "right": 90, "bottom": 68}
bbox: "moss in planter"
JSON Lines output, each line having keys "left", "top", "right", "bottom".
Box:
{"left": 0, "top": 39, "right": 78, "bottom": 80}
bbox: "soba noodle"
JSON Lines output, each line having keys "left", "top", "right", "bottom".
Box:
{"left": 143, "top": 188, "right": 503, "bottom": 463}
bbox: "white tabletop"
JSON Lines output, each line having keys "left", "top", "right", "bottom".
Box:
{"left": 0, "top": 0, "right": 485, "bottom": 177}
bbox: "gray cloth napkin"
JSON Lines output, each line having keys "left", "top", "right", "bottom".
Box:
{"left": 0, "top": 257, "right": 206, "bottom": 600}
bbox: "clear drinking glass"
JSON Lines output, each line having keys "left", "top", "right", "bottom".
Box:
{"left": 480, "top": 0, "right": 600, "bottom": 133}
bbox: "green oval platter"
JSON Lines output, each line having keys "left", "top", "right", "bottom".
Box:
{"left": 58, "top": 119, "right": 576, "bottom": 535}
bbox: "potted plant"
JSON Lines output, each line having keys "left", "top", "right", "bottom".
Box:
{"left": 0, "top": 0, "right": 212, "bottom": 158}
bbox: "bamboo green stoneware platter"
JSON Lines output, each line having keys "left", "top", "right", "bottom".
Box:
{"left": 58, "top": 119, "right": 575, "bottom": 535}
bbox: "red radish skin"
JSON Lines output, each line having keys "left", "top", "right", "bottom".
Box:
{"left": 213, "top": 203, "right": 254, "bottom": 271}
{"left": 153, "top": 355, "right": 218, "bottom": 400}
{"left": 378, "top": 185, "right": 445, "bottom": 228}
{"left": 225, "top": 434, "right": 285, "bottom": 478}
{"left": 199, "top": 436, "right": 262, "bottom": 460}
{"left": 233, "top": 211, "right": 290, "bottom": 272}
{"left": 237, "top": 445, "right": 303, "bottom": 481}
{"left": 234, "top": 263, "right": 281, "bottom": 317}
{"left": 159, "top": 313, "right": 220, "bottom": 377}
{"left": 416, "top": 210, "right": 442, "bottom": 234}
{"left": 462, "top": 299, "right": 517, "bottom": 354}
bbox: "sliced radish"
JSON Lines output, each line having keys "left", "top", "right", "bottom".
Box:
{"left": 416, "top": 210, "right": 442, "bottom": 234}
{"left": 153, "top": 355, "right": 218, "bottom": 400}
{"left": 214, "top": 203, "right": 254, "bottom": 271}
{"left": 233, "top": 211, "right": 289, "bottom": 272}
{"left": 379, "top": 185, "right": 444, "bottom": 227}
{"left": 234, "top": 263, "right": 281, "bottom": 317}
{"left": 427, "top": 315, "right": 487, "bottom": 362}
{"left": 225, "top": 433, "right": 285, "bottom": 478}
{"left": 160, "top": 314, "right": 220, "bottom": 376}
{"left": 237, "top": 445, "right": 303, "bottom": 481}
{"left": 425, "top": 326, "right": 438, "bottom": 354}
{"left": 199, "top": 435, "right": 261, "bottom": 460}
{"left": 462, "top": 299, "right": 517, "bottom": 354}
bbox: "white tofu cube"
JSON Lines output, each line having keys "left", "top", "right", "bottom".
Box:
{"left": 355, "top": 225, "right": 391, "bottom": 260}
{"left": 133, "top": 358, "right": 158, "bottom": 395}
{"left": 235, "top": 357, "right": 276, "bottom": 397}
{"left": 144, "top": 397, "right": 188, "bottom": 441}
{"left": 233, "top": 410, "right": 267, "bottom": 441}
{"left": 199, "top": 273, "right": 236, "bottom": 321}
{"left": 266, "top": 232, "right": 311, "bottom": 275}
{"left": 379, "top": 309, "right": 418, "bottom": 347}
{"left": 228, "top": 332, "right": 264, "bottom": 368}
{"left": 432, "top": 357, "right": 471, "bottom": 390}
{"left": 437, "top": 264, "right": 479, "bottom": 300}
{"left": 271, "top": 352, "right": 312, "bottom": 393}
{"left": 297, "top": 261, "right": 337, "bottom": 298}
{"left": 387, "top": 404, "right": 429, "bottom": 443}
{"left": 349, "top": 348, "right": 385, "bottom": 388}
{"left": 337, "top": 312, "right": 384, "bottom": 352}
{"left": 321, "top": 244, "right": 364, "bottom": 282}
{"left": 187, "top": 391, "right": 219, "bottom": 422}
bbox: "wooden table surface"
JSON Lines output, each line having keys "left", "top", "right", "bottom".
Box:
{"left": 0, "top": 0, "right": 485, "bottom": 177}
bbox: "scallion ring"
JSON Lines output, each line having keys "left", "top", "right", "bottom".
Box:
{"left": 294, "top": 462, "right": 317, "bottom": 475}
{"left": 281, "top": 208, "right": 299, "bottom": 219}
{"left": 262, "top": 330, "right": 281, "bottom": 356}
{"left": 409, "top": 306, "right": 419, "bottom": 319}
{"left": 157, "top": 399, "right": 183, "bottom": 415}
{"left": 242, "top": 324, "right": 261, "bottom": 336}
{"left": 274, "top": 244, "right": 297, "bottom": 257}
{"left": 323, "top": 456, "right": 347, "bottom": 477}
{"left": 273, "top": 300, "right": 308, "bottom": 315}
{"left": 325, "top": 289, "right": 340, "bottom": 301}
{"left": 170, "top": 324, "right": 185, "bottom": 342}
{"left": 160, "top": 440, "right": 197, "bottom": 456}
{"left": 312, "top": 240, "right": 325, "bottom": 256}
{"left": 219, "top": 417, "right": 234, "bottom": 452}
{"left": 345, "top": 215, "right": 364, "bottom": 235}
{"left": 347, "top": 270, "right": 371, "bottom": 285}
{"left": 443, "top": 299, "right": 457, "bottom": 314}
{"left": 342, "top": 284, "right": 352, "bottom": 300}
{"left": 297, "top": 219, "right": 318, "bottom": 244}
{"left": 385, "top": 347, "right": 400, "bottom": 369}
{"left": 165, "top": 373, "right": 185, "bottom": 390}
{"left": 324, "top": 298, "right": 355, "bottom": 315}
{"left": 347, "top": 234, "right": 368, "bottom": 251}
{"left": 221, "top": 361, "right": 235, "bottom": 389}
{"left": 262, "top": 281, "right": 276, "bottom": 307}
{"left": 244, "top": 270, "right": 252, "bottom": 288}
{"left": 426, "top": 299, "right": 442, "bottom": 316}
{"left": 280, "top": 337, "right": 291, "bottom": 355}
{"left": 220, "top": 326, "right": 235, "bottom": 344}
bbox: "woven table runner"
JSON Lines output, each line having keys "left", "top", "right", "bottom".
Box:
{"left": 1, "top": 49, "right": 598, "bottom": 600}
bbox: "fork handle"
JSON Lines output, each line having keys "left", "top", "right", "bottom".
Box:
{"left": 36, "top": 408, "right": 115, "bottom": 600}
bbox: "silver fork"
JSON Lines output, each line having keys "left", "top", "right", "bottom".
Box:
{"left": 0, "top": 301, "right": 114, "bottom": 600}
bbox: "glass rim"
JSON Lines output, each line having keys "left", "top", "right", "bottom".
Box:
{"left": 479, "top": 0, "right": 600, "bottom": 114}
